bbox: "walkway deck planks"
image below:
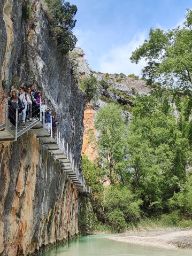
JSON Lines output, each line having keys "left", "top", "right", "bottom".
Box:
{"left": 0, "top": 130, "right": 14, "bottom": 142}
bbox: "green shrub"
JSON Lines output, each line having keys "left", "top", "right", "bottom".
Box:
{"left": 128, "top": 74, "right": 139, "bottom": 80}
{"left": 22, "top": 2, "right": 32, "bottom": 21}
{"left": 169, "top": 175, "right": 192, "bottom": 217}
{"left": 100, "top": 79, "right": 109, "bottom": 90}
{"left": 104, "top": 186, "right": 142, "bottom": 223}
{"left": 120, "top": 73, "right": 126, "bottom": 78}
{"left": 107, "top": 209, "right": 127, "bottom": 233}
{"left": 160, "top": 211, "right": 180, "bottom": 226}
{"left": 79, "top": 196, "right": 98, "bottom": 234}
{"left": 82, "top": 156, "right": 105, "bottom": 224}
{"left": 80, "top": 75, "right": 98, "bottom": 102}
{"left": 178, "top": 219, "right": 192, "bottom": 228}
{"left": 104, "top": 73, "right": 110, "bottom": 80}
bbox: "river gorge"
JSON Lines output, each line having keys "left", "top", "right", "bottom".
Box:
{"left": 43, "top": 235, "right": 192, "bottom": 256}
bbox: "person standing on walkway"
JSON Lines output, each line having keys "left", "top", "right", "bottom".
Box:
{"left": 52, "top": 111, "right": 58, "bottom": 138}
{"left": 19, "top": 86, "right": 28, "bottom": 125}
{"left": 31, "top": 82, "right": 38, "bottom": 117}
{"left": 8, "top": 90, "right": 22, "bottom": 126}
{"left": 44, "top": 108, "right": 52, "bottom": 133}
{"left": 26, "top": 87, "right": 33, "bottom": 121}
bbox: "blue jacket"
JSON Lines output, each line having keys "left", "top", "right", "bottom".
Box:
{"left": 45, "top": 111, "right": 51, "bottom": 123}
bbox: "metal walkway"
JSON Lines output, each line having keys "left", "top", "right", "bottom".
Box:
{"left": 31, "top": 122, "right": 91, "bottom": 194}
{"left": 0, "top": 103, "right": 91, "bottom": 194}
{"left": 0, "top": 118, "right": 39, "bottom": 142}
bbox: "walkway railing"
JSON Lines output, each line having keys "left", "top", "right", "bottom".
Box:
{"left": 0, "top": 99, "right": 91, "bottom": 194}
{"left": 0, "top": 98, "right": 42, "bottom": 140}
{"left": 41, "top": 108, "right": 91, "bottom": 193}
{"left": 46, "top": 119, "right": 91, "bottom": 194}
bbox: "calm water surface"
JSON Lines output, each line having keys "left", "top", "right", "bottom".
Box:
{"left": 44, "top": 235, "right": 192, "bottom": 256}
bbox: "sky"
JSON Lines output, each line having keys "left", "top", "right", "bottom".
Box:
{"left": 69, "top": 0, "right": 192, "bottom": 76}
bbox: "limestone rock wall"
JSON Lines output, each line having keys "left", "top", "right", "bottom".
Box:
{"left": 0, "top": 0, "right": 85, "bottom": 166}
{"left": 0, "top": 0, "right": 85, "bottom": 255}
{"left": 26, "top": 1, "right": 85, "bottom": 166}
{"left": 0, "top": 133, "right": 78, "bottom": 256}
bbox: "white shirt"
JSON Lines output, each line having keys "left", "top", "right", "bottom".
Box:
{"left": 19, "top": 93, "right": 28, "bottom": 106}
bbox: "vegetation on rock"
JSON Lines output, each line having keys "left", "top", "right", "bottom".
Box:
{"left": 80, "top": 75, "right": 98, "bottom": 102}
{"left": 45, "top": 0, "right": 77, "bottom": 54}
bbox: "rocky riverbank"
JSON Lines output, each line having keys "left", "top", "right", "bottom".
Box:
{"left": 107, "top": 229, "right": 192, "bottom": 250}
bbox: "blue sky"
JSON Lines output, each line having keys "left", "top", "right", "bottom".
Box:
{"left": 69, "top": 0, "right": 192, "bottom": 75}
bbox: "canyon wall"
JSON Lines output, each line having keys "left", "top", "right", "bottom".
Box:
{"left": 0, "top": 0, "right": 85, "bottom": 255}
{"left": 0, "top": 133, "right": 78, "bottom": 255}
{"left": 1, "top": 0, "right": 85, "bottom": 165}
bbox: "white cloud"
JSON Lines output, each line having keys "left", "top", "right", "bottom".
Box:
{"left": 99, "top": 33, "right": 147, "bottom": 76}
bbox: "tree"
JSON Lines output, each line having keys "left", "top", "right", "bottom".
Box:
{"left": 45, "top": 0, "right": 77, "bottom": 54}
{"left": 127, "top": 91, "right": 192, "bottom": 214}
{"left": 131, "top": 10, "right": 192, "bottom": 90}
{"left": 95, "top": 103, "right": 128, "bottom": 183}
{"left": 82, "top": 156, "right": 105, "bottom": 222}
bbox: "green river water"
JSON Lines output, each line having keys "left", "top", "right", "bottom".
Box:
{"left": 44, "top": 235, "right": 192, "bottom": 256}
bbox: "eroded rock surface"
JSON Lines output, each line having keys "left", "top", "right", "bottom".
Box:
{"left": 0, "top": 1, "right": 85, "bottom": 255}
{"left": 82, "top": 105, "right": 98, "bottom": 162}
{"left": 0, "top": 133, "right": 78, "bottom": 255}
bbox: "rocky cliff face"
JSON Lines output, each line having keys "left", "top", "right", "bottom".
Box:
{"left": 0, "top": 1, "right": 85, "bottom": 255}
{"left": 0, "top": 133, "right": 78, "bottom": 256}
{"left": 0, "top": 0, "right": 85, "bottom": 165}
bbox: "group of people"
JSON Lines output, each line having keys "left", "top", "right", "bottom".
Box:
{"left": 7, "top": 82, "right": 59, "bottom": 137}
{"left": 8, "top": 83, "right": 41, "bottom": 126}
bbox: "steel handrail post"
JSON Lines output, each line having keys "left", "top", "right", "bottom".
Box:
{"left": 15, "top": 107, "right": 18, "bottom": 141}
{"left": 67, "top": 143, "right": 69, "bottom": 159}
{"left": 62, "top": 138, "right": 64, "bottom": 151}
{"left": 72, "top": 158, "right": 74, "bottom": 172}
{"left": 39, "top": 97, "right": 42, "bottom": 122}
{"left": 50, "top": 115, "right": 53, "bottom": 137}
{"left": 5, "top": 99, "right": 9, "bottom": 129}
{"left": 42, "top": 110, "right": 45, "bottom": 127}
{"left": 58, "top": 131, "right": 61, "bottom": 147}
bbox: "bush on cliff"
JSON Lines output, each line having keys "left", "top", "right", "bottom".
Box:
{"left": 80, "top": 75, "right": 99, "bottom": 102}
{"left": 100, "top": 79, "right": 110, "bottom": 90}
{"left": 45, "top": 0, "right": 77, "bottom": 54}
